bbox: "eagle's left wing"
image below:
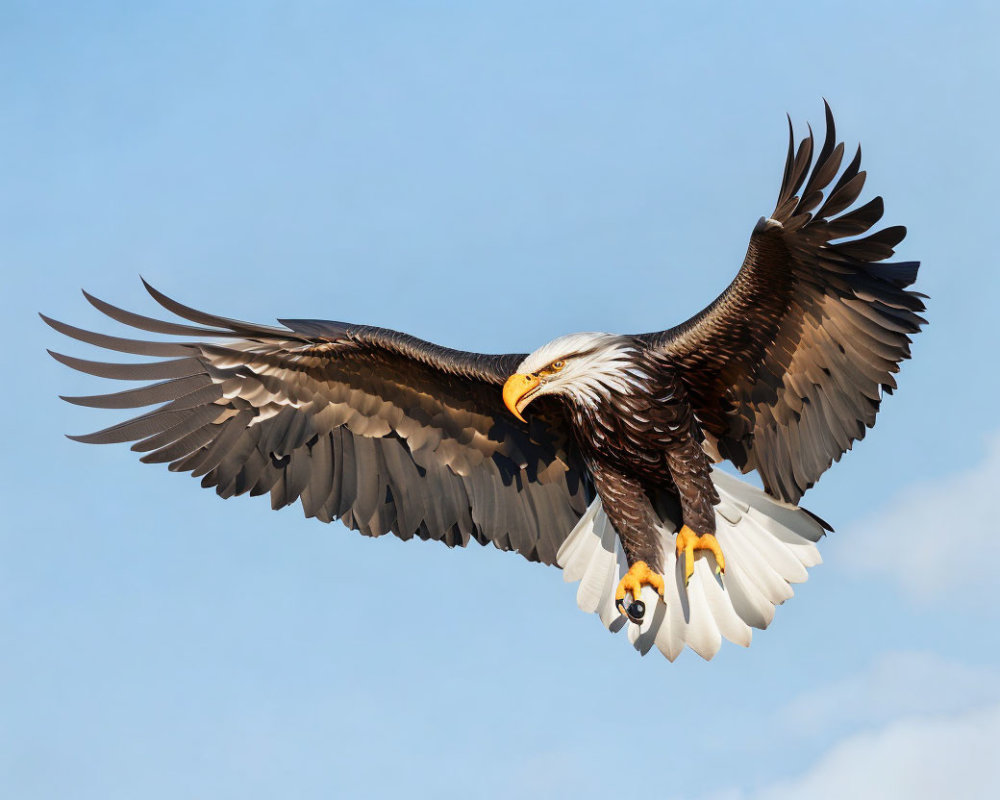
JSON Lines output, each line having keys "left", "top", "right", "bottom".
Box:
{"left": 639, "top": 103, "right": 926, "bottom": 503}
{"left": 44, "top": 281, "right": 590, "bottom": 565}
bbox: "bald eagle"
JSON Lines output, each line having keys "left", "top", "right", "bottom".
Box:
{"left": 45, "top": 104, "right": 924, "bottom": 661}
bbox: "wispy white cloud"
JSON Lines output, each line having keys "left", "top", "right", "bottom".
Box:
{"left": 779, "top": 650, "right": 1000, "bottom": 736}
{"left": 831, "top": 431, "right": 1000, "bottom": 603}
{"left": 704, "top": 653, "right": 1000, "bottom": 800}
{"left": 705, "top": 704, "right": 1000, "bottom": 800}
{"left": 753, "top": 703, "right": 1000, "bottom": 800}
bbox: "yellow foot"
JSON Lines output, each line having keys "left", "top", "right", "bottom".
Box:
{"left": 675, "top": 525, "right": 726, "bottom": 586}
{"left": 615, "top": 561, "right": 665, "bottom": 624}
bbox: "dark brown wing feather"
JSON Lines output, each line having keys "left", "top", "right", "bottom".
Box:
{"left": 45, "top": 281, "right": 590, "bottom": 565}
{"left": 639, "top": 103, "right": 926, "bottom": 503}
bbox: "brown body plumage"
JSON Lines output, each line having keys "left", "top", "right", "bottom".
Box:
{"left": 566, "top": 347, "right": 717, "bottom": 572}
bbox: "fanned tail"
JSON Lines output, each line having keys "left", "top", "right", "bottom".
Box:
{"left": 556, "top": 467, "right": 826, "bottom": 661}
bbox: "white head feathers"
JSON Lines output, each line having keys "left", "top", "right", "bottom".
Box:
{"left": 515, "top": 332, "right": 647, "bottom": 408}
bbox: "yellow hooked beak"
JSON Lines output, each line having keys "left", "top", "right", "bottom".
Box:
{"left": 503, "top": 372, "right": 541, "bottom": 423}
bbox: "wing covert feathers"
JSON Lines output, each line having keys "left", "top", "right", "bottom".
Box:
{"left": 642, "top": 102, "right": 925, "bottom": 502}
{"left": 46, "top": 282, "right": 589, "bottom": 565}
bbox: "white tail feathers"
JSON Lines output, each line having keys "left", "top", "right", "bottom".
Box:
{"left": 556, "top": 467, "right": 826, "bottom": 661}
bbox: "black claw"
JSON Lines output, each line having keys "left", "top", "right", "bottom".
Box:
{"left": 617, "top": 598, "right": 645, "bottom": 624}
{"left": 627, "top": 600, "right": 645, "bottom": 623}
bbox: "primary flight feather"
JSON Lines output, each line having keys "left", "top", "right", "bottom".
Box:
{"left": 46, "top": 103, "right": 925, "bottom": 661}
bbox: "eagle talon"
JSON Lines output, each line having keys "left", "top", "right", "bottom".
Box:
{"left": 614, "top": 561, "right": 664, "bottom": 623}
{"left": 675, "top": 525, "right": 726, "bottom": 587}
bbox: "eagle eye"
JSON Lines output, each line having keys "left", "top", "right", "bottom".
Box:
{"left": 537, "top": 359, "right": 566, "bottom": 378}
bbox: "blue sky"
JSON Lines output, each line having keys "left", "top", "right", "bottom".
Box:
{"left": 2, "top": 1, "right": 998, "bottom": 798}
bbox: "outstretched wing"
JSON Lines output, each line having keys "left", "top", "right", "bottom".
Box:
{"left": 45, "top": 281, "right": 590, "bottom": 565}
{"left": 640, "top": 103, "right": 926, "bottom": 503}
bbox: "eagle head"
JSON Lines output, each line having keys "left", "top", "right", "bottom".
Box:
{"left": 502, "top": 332, "right": 642, "bottom": 422}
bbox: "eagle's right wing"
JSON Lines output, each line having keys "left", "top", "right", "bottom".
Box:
{"left": 45, "top": 281, "right": 590, "bottom": 565}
